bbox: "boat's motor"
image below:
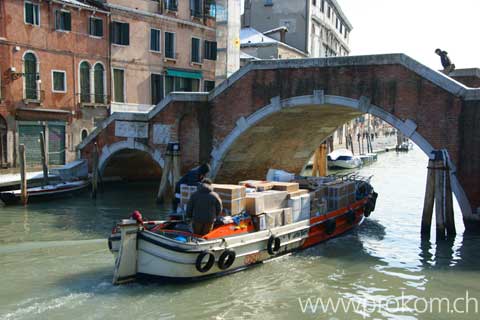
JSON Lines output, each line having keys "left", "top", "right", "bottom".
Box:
{"left": 112, "top": 219, "right": 140, "bottom": 285}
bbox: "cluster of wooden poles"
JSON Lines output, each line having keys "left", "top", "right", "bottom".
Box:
{"left": 421, "top": 150, "right": 456, "bottom": 240}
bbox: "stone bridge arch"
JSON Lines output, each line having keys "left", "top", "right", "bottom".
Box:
{"left": 98, "top": 140, "right": 164, "bottom": 180}
{"left": 210, "top": 92, "right": 472, "bottom": 219}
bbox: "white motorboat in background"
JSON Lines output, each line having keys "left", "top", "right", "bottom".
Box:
{"left": 327, "top": 149, "right": 362, "bottom": 169}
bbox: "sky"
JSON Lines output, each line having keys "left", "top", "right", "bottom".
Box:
{"left": 338, "top": 0, "right": 480, "bottom": 69}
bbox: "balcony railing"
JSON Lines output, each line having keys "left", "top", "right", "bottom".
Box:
{"left": 24, "top": 88, "right": 44, "bottom": 103}
{"left": 77, "top": 93, "right": 109, "bottom": 106}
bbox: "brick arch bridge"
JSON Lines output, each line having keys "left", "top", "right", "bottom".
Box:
{"left": 79, "top": 54, "right": 480, "bottom": 229}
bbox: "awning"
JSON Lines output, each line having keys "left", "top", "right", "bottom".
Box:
{"left": 166, "top": 69, "right": 202, "bottom": 80}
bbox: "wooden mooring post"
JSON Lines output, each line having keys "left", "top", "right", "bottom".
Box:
{"left": 312, "top": 143, "right": 328, "bottom": 177}
{"left": 421, "top": 150, "right": 456, "bottom": 240}
{"left": 157, "top": 142, "right": 181, "bottom": 204}
{"left": 19, "top": 144, "right": 28, "bottom": 205}
{"left": 40, "top": 132, "right": 49, "bottom": 186}
{"left": 91, "top": 142, "right": 99, "bottom": 199}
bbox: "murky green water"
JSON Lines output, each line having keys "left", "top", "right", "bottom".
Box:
{"left": 1, "top": 148, "right": 479, "bottom": 320}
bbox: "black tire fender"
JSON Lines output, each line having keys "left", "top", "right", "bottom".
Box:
{"left": 325, "top": 219, "right": 336, "bottom": 235}
{"left": 195, "top": 251, "right": 215, "bottom": 273}
{"left": 218, "top": 250, "right": 236, "bottom": 270}
{"left": 267, "top": 235, "right": 281, "bottom": 255}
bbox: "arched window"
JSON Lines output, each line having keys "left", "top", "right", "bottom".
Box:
{"left": 81, "top": 129, "right": 88, "bottom": 141}
{"left": 94, "top": 63, "right": 105, "bottom": 103}
{"left": 80, "top": 61, "right": 91, "bottom": 103}
{"left": 24, "top": 53, "right": 37, "bottom": 100}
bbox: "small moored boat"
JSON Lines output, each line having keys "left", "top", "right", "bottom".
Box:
{"left": 0, "top": 180, "right": 90, "bottom": 205}
{"left": 108, "top": 177, "right": 378, "bottom": 284}
{"left": 327, "top": 149, "right": 362, "bottom": 169}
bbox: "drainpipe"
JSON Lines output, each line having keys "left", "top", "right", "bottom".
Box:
{"left": 305, "top": 1, "right": 311, "bottom": 55}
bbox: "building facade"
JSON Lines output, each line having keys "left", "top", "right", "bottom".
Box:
{"left": 240, "top": 27, "right": 308, "bottom": 62}
{"left": 0, "top": 0, "right": 110, "bottom": 167}
{"left": 105, "top": 0, "right": 218, "bottom": 113}
{"left": 0, "top": 0, "right": 227, "bottom": 168}
{"left": 242, "top": 0, "right": 352, "bottom": 57}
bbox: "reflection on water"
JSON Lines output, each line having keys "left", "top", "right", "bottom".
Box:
{"left": 1, "top": 147, "right": 480, "bottom": 320}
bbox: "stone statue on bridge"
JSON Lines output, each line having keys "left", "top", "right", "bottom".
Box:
{"left": 435, "top": 48, "right": 456, "bottom": 74}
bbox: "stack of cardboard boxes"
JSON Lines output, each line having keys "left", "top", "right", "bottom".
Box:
{"left": 325, "top": 180, "right": 356, "bottom": 211}
{"left": 179, "top": 178, "right": 357, "bottom": 231}
{"left": 212, "top": 184, "right": 246, "bottom": 215}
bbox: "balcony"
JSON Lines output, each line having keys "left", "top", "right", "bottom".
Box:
{"left": 23, "top": 88, "right": 45, "bottom": 104}
{"left": 77, "top": 93, "right": 109, "bottom": 108}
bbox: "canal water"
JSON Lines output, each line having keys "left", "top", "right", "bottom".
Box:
{"left": 1, "top": 147, "right": 479, "bottom": 320}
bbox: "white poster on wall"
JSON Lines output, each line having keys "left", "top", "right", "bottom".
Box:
{"left": 152, "top": 124, "right": 172, "bottom": 145}
{"left": 115, "top": 121, "right": 149, "bottom": 138}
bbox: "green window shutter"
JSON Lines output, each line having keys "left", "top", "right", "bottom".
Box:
{"left": 151, "top": 74, "right": 164, "bottom": 105}
{"left": 80, "top": 62, "right": 90, "bottom": 102}
{"left": 55, "top": 10, "right": 60, "bottom": 30}
{"left": 94, "top": 64, "right": 104, "bottom": 103}
{"left": 34, "top": 5, "right": 39, "bottom": 25}
{"left": 24, "top": 53, "right": 37, "bottom": 99}
{"left": 53, "top": 72, "right": 65, "bottom": 91}
{"left": 191, "top": 38, "right": 200, "bottom": 62}
{"left": 96, "top": 18, "right": 103, "bottom": 37}
{"left": 25, "top": 3, "right": 33, "bottom": 24}
{"left": 65, "top": 12, "right": 71, "bottom": 31}
{"left": 113, "top": 69, "right": 124, "bottom": 102}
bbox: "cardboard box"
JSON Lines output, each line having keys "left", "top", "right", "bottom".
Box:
{"left": 288, "top": 196, "right": 302, "bottom": 222}
{"left": 271, "top": 182, "right": 300, "bottom": 193}
{"left": 300, "top": 194, "right": 311, "bottom": 221}
{"left": 222, "top": 198, "right": 246, "bottom": 216}
{"left": 238, "top": 180, "right": 274, "bottom": 192}
{"left": 252, "top": 214, "right": 267, "bottom": 231}
{"left": 288, "top": 189, "right": 309, "bottom": 199}
{"left": 265, "top": 208, "right": 284, "bottom": 228}
{"left": 213, "top": 184, "right": 246, "bottom": 200}
{"left": 283, "top": 207, "right": 293, "bottom": 225}
{"left": 245, "top": 190, "right": 289, "bottom": 216}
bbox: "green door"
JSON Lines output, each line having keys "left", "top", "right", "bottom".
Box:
{"left": 18, "top": 124, "right": 44, "bottom": 166}
{"left": 48, "top": 124, "right": 65, "bottom": 165}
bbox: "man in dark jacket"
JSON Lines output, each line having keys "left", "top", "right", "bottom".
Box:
{"left": 186, "top": 179, "right": 223, "bottom": 236}
{"left": 173, "top": 163, "right": 211, "bottom": 211}
{"left": 435, "top": 49, "right": 455, "bottom": 74}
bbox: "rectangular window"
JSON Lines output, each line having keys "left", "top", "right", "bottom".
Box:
{"left": 336, "top": 18, "right": 339, "bottom": 29}
{"left": 165, "top": 0, "right": 178, "bottom": 11}
{"left": 24, "top": 1, "right": 40, "bottom": 26}
{"left": 205, "top": 0, "right": 216, "bottom": 17}
{"left": 55, "top": 10, "right": 71, "bottom": 31}
{"left": 190, "top": 0, "right": 203, "bottom": 17}
{"left": 151, "top": 74, "right": 164, "bottom": 105}
{"left": 340, "top": 24, "right": 343, "bottom": 33}
{"left": 191, "top": 38, "right": 201, "bottom": 63}
{"left": 327, "top": 6, "right": 331, "bottom": 18}
{"left": 111, "top": 21, "right": 130, "bottom": 46}
{"left": 165, "top": 76, "right": 199, "bottom": 95}
{"left": 264, "top": 0, "right": 273, "bottom": 6}
{"left": 89, "top": 17, "right": 103, "bottom": 37}
{"left": 52, "top": 70, "right": 66, "bottom": 93}
{"left": 204, "top": 40, "right": 217, "bottom": 60}
{"left": 113, "top": 68, "right": 125, "bottom": 102}
{"left": 165, "top": 32, "right": 175, "bottom": 59}
{"left": 204, "top": 80, "right": 215, "bottom": 92}
{"left": 321, "top": 0, "right": 325, "bottom": 12}
{"left": 150, "top": 28, "right": 161, "bottom": 52}
{"left": 312, "top": 0, "right": 317, "bottom": 6}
